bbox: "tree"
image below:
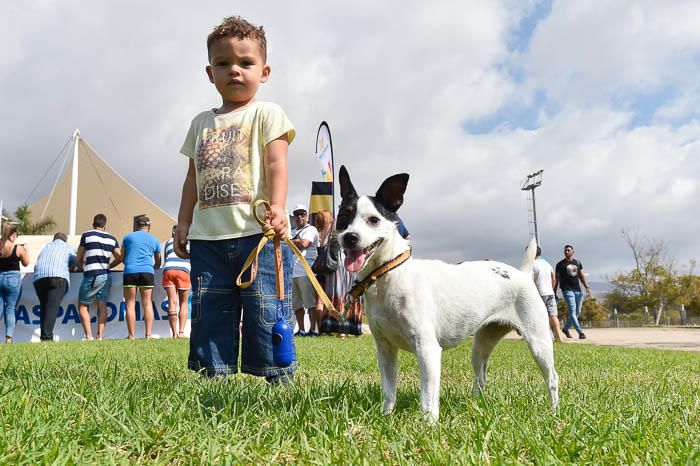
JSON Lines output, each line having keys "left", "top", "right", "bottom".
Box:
{"left": 677, "top": 268, "right": 700, "bottom": 317}
{"left": 13, "top": 204, "right": 56, "bottom": 235}
{"left": 606, "top": 229, "right": 694, "bottom": 322}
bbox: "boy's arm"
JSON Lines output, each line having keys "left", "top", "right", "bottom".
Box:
{"left": 175, "top": 159, "right": 197, "bottom": 259}
{"left": 263, "top": 135, "right": 289, "bottom": 240}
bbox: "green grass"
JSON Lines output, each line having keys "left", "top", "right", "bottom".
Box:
{"left": 1, "top": 336, "right": 699, "bottom": 465}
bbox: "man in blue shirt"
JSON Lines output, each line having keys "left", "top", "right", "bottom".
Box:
{"left": 122, "top": 215, "right": 161, "bottom": 339}
{"left": 33, "top": 233, "right": 77, "bottom": 341}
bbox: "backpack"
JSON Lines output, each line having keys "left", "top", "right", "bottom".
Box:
{"left": 312, "top": 231, "right": 340, "bottom": 275}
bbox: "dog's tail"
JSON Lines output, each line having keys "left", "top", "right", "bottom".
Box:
{"left": 520, "top": 238, "right": 538, "bottom": 272}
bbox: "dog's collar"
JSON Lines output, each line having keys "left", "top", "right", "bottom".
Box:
{"left": 346, "top": 247, "right": 412, "bottom": 303}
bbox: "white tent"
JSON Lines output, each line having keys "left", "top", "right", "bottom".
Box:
{"left": 30, "top": 129, "right": 176, "bottom": 242}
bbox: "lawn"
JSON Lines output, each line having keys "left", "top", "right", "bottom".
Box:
{"left": 1, "top": 335, "right": 699, "bottom": 464}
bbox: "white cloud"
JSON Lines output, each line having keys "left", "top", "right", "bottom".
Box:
{"left": 524, "top": 0, "right": 700, "bottom": 104}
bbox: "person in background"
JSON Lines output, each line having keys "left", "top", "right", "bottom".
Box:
{"left": 162, "top": 225, "right": 190, "bottom": 338}
{"left": 395, "top": 216, "right": 410, "bottom": 240}
{"left": 77, "top": 213, "right": 121, "bottom": 341}
{"left": 532, "top": 246, "right": 563, "bottom": 342}
{"left": 313, "top": 210, "right": 335, "bottom": 332}
{"left": 33, "top": 233, "right": 77, "bottom": 341}
{"left": 554, "top": 244, "right": 591, "bottom": 340}
{"left": 290, "top": 204, "right": 319, "bottom": 336}
{"left": 122, "top": 215, "right": 161, "bottom": 339}
{"left": 0, "top": 223, "right": 30, "bottom": 343}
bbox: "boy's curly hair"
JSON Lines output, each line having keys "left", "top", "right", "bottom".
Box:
{"left": 207, "top": 16, "right": 267, "bottom": 62}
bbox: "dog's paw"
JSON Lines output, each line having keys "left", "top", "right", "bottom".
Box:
{"left": 422, "top": 411, "right": 439, "bottom": 425}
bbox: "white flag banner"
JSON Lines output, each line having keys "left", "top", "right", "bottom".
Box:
{"left": 12, "top": 271, "right": 189, "bottom": 342}
{"left": 316, "top": 122, "right": 333, "bottom": 182}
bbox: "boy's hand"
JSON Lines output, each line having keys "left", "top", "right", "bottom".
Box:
{"left": 266, "top": 204, "right": 288, "bottom": 240}
{"left": 174, "top": 222, "right": 191, "bottom": 259}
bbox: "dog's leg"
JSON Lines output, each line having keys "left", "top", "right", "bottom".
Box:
{"left": 521, "top": 329, "right": 559, "bottom": 410}
{"left": 416, "top": 342, "right": 442, "bottom": 423}
{"left": 471, "top": 323, "right": 512, "bottom": 396}
{"left": 375, "top": 338, "right": 399, "bottom": 415}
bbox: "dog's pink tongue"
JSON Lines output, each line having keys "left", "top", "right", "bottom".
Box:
{"left": 344, "top": 249, "right": 366, "bottom": 272}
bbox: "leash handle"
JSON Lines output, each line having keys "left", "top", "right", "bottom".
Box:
{"left": 237, "top": 200, "right": 284, "bottom": 299}
{"left": 236, "top": 199, "right": 337, "bottom": 313}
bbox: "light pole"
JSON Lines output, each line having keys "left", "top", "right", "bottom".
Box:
{"left": 521, "top": 169, "right": 543, "bottom": 244}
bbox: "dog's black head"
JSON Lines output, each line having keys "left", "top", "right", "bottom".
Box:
{"left": 337, "top": 165, "right": 409, "bottom": 231}
{"left": 336, "top": 165, "right": 409, "bottom": 272}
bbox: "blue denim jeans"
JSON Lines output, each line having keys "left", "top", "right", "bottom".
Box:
{"left": 188, "top": 235, "right": 296, "bottom": 377}
{"left": 562, "top": 289, "right": 584, "bottom": 334}
{"left": 0, "top": 271, "right": 22, "bottom": 338}
{"left": 78, "top": 273, "right": 112, "bottom": 305}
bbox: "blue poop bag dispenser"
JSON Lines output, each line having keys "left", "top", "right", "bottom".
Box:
{"left": 272, "top": 300, "right": 293, "bottom": 367}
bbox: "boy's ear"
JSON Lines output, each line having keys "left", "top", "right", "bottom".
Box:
{"left": 260, "top": 64, "right": 271, "bottom": 83}
{"left": 375, "top": 173, "right": 409, "bottom": 212}
{"left": 338, "top": 165, "right": 358, "bottom": 199}
{"left": 206, "top": 65, "right": 214, "bottom": 84}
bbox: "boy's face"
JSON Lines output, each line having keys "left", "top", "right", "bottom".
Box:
{"left": 206, "top": 37, "right": 270, "bottom": 110}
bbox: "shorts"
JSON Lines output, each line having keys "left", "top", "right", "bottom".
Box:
{"left": 188, "top": 235, "right": 296, "bottom": 378}
{"left": 162, "top": 269, "right": 191, "bottom": 290}
{"left": 292, "top": 276, "right": 317, "bottom": 310}
{"left": 541, "top": 295, "right": 557, "bottom": 316}
{"left": 123, "top": 272, "right": 155, "bottom": 288}
{"left": 78, "top": 274, "right": 112, "bottom": 305}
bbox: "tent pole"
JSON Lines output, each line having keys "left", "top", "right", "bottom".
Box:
{"left": 68, "top": 129, "right": 80, "bottom": 236}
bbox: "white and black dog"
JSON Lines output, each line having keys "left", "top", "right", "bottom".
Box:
{"left": 336, "top": 165, "right": 559, "bottom": 422}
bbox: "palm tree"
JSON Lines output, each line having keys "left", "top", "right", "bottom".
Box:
{"left": 13, "top": 204, "right": 56, "bottom": 235}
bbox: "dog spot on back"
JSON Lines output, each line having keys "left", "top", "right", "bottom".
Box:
{"left": 490, "top": 266, "right": 511, "bottom": 280}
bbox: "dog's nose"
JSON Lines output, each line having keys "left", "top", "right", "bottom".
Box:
{"left": 343, "top": 232, "right": 360, "bottom": 248}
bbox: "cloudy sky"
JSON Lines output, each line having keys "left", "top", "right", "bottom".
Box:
{"left": 2, "top": 0, "right": 699, "bottom": 281}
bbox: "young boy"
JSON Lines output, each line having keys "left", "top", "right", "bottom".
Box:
{"left": 174, "top": 16, "right": 297, "bottom": 382}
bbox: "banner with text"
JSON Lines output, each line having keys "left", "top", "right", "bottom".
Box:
{"left": 12, "top": 271, "right": 189, "bottom": 342}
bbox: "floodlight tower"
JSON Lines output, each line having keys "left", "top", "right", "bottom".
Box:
{"left": 521, "top": 169, "right": 543, "bottom": 245}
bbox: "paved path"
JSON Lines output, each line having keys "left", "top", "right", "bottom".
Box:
{"left": 505, "top": 327, "right": 700, "bottom": 351}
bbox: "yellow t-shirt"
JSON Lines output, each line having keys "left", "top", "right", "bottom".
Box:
{"left": 180, "top": 101, "right": 296, "bottom": 240}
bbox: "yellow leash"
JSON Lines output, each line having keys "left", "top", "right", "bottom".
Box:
{"left": 236, "top": 199, "right": 337, "bottom": 314}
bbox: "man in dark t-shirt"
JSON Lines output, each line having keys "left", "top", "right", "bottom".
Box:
{"left": 554, "top": 244, "right": 591, "bottom": 339}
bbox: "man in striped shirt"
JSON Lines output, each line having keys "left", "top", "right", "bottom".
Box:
{"left": 33, "top": 233, "right": 77, "bottom": 341}
{"left": 76, "top": 214, "right": 122, "bottom": 340}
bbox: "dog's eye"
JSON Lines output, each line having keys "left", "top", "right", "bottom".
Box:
{"left": 368, "top": 216, "right": 381, "bottom": 225}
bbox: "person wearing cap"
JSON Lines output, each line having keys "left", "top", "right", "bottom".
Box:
{"left": 122, "top": 216, "right": 161, "bottom": 339}
{"left": 290, "top": 204, "right": 320, "bottom": 336}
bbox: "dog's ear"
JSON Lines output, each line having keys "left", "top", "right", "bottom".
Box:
{"left": 338, "top": 165, "right": 358, "bottom": 199}
{"left": 375, "top": 173, "right": 409, "bottom": 212}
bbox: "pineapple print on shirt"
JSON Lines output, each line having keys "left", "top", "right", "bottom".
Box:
{"left": 196, "top": 124, "right": 252, "bottom": 209}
